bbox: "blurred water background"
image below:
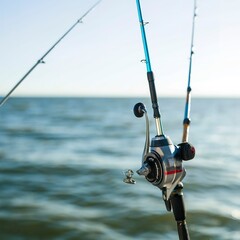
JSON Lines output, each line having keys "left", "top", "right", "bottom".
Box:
{"left": 0, "top": 97, "right": 239, "bottom": 240}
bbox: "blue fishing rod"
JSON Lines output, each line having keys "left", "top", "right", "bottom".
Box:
{"left": 124, "top": 1, "right": 196, "bottom": 239}
{"left": 182, "top": 0, "right": 197, "bottom": 143}
{"left": 0, "top": 0, "right": 102, "bottom": 108}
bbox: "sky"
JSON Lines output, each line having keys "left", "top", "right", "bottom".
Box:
{"left": 1, "top": 0, "right": 240, "bottom": 98}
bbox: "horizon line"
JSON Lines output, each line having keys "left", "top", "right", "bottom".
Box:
{"left": 0, "top": 94, "right": 239, "bottom": 99}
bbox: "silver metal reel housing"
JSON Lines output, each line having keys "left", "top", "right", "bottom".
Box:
{"left": 137, "top": 135, "right": 186, "bottom": 200}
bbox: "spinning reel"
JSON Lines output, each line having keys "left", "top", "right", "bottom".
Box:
{"left": 132, "top": 102, "right": 195, "bottom": 204}
{"left": 124, "top": 102, "right": 195, "bottom": 203}
{"left": 123, "top": 101, "right": 195, "bottom": 239}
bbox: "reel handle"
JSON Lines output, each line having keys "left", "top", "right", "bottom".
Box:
{"left": 133, "top": 103, "right": 150, "bottom": 162}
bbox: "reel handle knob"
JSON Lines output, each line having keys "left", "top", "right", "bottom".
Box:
{"left": 133, "top": 102, "right": 146, "bottom": 118}
{"left": 123, "top": 169, "right": 136, "bottom": 184}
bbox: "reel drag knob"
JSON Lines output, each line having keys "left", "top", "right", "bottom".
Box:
{"left": 178, "top": 142, "right": 195, "bottom": 161}
{"left": 133, "top": 102, "right": 146, "bottom": 118}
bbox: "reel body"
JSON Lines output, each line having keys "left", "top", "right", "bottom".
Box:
{"left": 138, "top": 135, "right": 186, "bottom": 200}
{"left": 132, "top": 102, "right": 195, "bottom": 201}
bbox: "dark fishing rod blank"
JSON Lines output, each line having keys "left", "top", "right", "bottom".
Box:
{"left": 0, "top": 0, "right": 102, "bottom": 108}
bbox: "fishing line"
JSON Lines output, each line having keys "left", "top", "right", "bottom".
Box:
{"left": 182, "top": 0, "right": 197, "bottom": 143}
{"left": 0, "top": 0, "right": 102, "bottom": 108}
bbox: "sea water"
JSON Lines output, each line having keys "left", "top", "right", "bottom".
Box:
{"left": 0, "top": 97, "right": 239, "bottom": 240}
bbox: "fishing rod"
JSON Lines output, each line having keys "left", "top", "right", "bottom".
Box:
{"left": 0, "top": 0, "right": 102, "bottom": 108}
{"left": 182, "top": 0, "right": 197, "bottom": 143}
{"left": 123, "top": 1, "right": 196, "bottom": 239}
